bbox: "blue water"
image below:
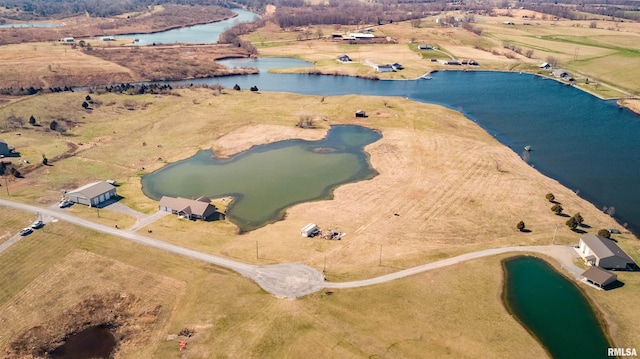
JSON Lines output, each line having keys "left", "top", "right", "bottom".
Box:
{"left": 164, "top": 60, "right": 640, "bottom": 235}
{"left": 114, "top": 8, "right": 259, "bottom": 45}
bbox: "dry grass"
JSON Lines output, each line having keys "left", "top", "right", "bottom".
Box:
{"left": 0, "top": 42, "right": 255, "bottom": 88}
{"left": 1, "top": 89, "right": 640, "bottom": 356}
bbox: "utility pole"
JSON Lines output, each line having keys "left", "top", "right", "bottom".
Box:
{"left": 256, "top": 240, "right": 259, "bottom": 259}
{"left": 552, "top": 224, "right": 558, "bottom": 245}
{"left": 379, "top": 244, "right": 382, "bottom": 266}
{"left": 323, "top": 255, "right": 326, "bottom": 273}
{"left": 3, "top": 176, "right": 9, "bottom": 196}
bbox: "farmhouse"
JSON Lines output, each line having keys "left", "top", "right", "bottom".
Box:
{"left": 577, "top": 235, "right": 636, "bottom": 270}
{"left": 337, "top": 54, "right": 352, "bottom": 62}
{"left": 581, "top": 266, "right": 618, "bottom": 289}
{"left": 0, "top": 139, "right": 15, "bottom": 156}
{"left": 539, "top": 62, "right": 551, "bottom": 69}
{"left": 65, "top": 181, "right": 117, "bottom": 207}
{"left": 159, "top": 196, "right": 218, "bottom": 221}
{"left": 418, "top": 44, "right": 433, "bottom": 50}
{"left": 348, "top": 33, "right": 374, "bottom": 39}
{"left": 101, "top": 36, "right": 116, "bottom": 41}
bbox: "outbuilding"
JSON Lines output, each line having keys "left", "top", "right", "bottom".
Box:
{"left": 577, "top": 235, "right": 636, "bottom": 270}
{"left": 65, "top": 181, "right": 117, "bottom": 207}
{"left": 301, "top": 223, "right": 320, "bottom": 237}
{"left": 581, "top": 266, "right": 618, "bottom": 288}
{"left": 355, "top": 110, "right": 367, "bottom": 118}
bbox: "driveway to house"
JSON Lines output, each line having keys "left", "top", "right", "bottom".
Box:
{"left": 0, "top": 198, "right": 582, "bottom": 298}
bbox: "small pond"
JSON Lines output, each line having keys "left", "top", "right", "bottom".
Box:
{"left": 49, "top": 325, "right": 116, "bottom": 359}
{"left": 503, "top": 256, "right": 612, "bottom": 358}
{"left": 141, "top": 125, "right": 382, "bottom": 232}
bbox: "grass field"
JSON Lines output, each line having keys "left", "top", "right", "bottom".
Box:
{"left": 1, "top": 89, "right": 640, "bottom": 356}
{"left": 1, "top": 9, "right": 640, "bottom": 357}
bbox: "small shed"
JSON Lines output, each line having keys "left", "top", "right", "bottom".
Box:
{"left": 418, "top": 44, "right": 433, "bottom": 50}
{"left": 582, "top": 266, "right": 618, "bottom": 288}
{"left": 355, "top": 110, "right": 367, "bottom": 118}
{"left": 337, "top": 55, "right": 352, "bottom": 62}
{"left": 539, "top": 62, "right": 550, "bottom": 69}
{"left": 301, "top": 223, "right": 320, "bottom": 237}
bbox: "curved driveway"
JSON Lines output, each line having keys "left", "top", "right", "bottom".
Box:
{"left": 0, "top": 198, "right": 582, "bottom": 298}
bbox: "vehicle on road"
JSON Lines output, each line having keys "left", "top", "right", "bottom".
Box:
{"left": 31, "top": 220, "right": 44, "bottom": 229}
{"left": 19, "top": 227, "right": 33, "bottom": 236}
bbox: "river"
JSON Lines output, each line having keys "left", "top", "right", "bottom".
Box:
{"left": 114, "top": 8, "right": 258, "bottom": 45}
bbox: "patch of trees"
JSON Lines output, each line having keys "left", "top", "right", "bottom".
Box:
{"left": 218, "top": 18, "right": 262, "bottom": 55}
{"left": 99, "top": 83, "right": 174, "bottom": 95}
{"left": 272, "top": 2, "right": 446, "bottom": 28}
{"left": 0, "top": 161, "right": 21, "bottom": 178}
{"left": 0, "top": 86, "right": 74, "bottom": 96}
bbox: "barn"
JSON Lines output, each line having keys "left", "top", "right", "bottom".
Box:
{"left": 66, "top": 181, "right": 117, "bottom": 207}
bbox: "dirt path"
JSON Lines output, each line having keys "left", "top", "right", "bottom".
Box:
{"left": 1, "top": 198, "right": 586, "bottom": 299}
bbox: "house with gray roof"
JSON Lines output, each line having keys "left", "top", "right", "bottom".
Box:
{"left": 0, "top": 139, "right": 15, "bottom": 156}
{"left": 158, "top": 196, "right": 218, "bottom": 221}
{"left": 65, "top": 181, "right": 117, "bottom": 207}
{"left": 577, "top": 235, "right": 636, "bottom": 270}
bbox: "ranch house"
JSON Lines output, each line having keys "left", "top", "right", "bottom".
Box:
{"left": 65, "top": 181, "right": 117, "bottom": 207}
{"left": 159, "top": 196, "right": 218, "bottom": 221}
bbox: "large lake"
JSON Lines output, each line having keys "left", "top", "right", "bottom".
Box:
{"left": 161, "top": 58, "right": 640, "bottom": 236}
{"left": 503, "top": 256, "right": 612, "bottom": 358}
{"left": 142, "top": 125, "right": 381, "bottom": 232}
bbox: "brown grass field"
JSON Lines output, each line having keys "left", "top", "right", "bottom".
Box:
{"left": 1, "top": 89, "right": 640, "bottom": 356}
{"left": 1, "top": 8, "right": 640, "bottom": 358}
{"left": 0, "top": 42, "right": 255, "bottom": 88}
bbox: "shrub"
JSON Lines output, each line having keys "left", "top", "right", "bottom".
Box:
{"left": 545, "top": 193, "right": 555, "bottom": 202}
{"left": 597, "top": 229, "right": 611, "bottom": 238}
{"left": 551, "top": 204, "right": 563, "bottom": 215}
{"left": 517, "top": 221, "right": 525, "bottom": 232}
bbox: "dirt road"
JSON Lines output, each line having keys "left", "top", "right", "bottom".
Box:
{"left": 0, "top": 198, "right": 583, "bottom": 298}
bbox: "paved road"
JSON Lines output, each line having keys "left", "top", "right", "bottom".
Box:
{"left": 0, "top": 198, "right": 583, "bottom": 299}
